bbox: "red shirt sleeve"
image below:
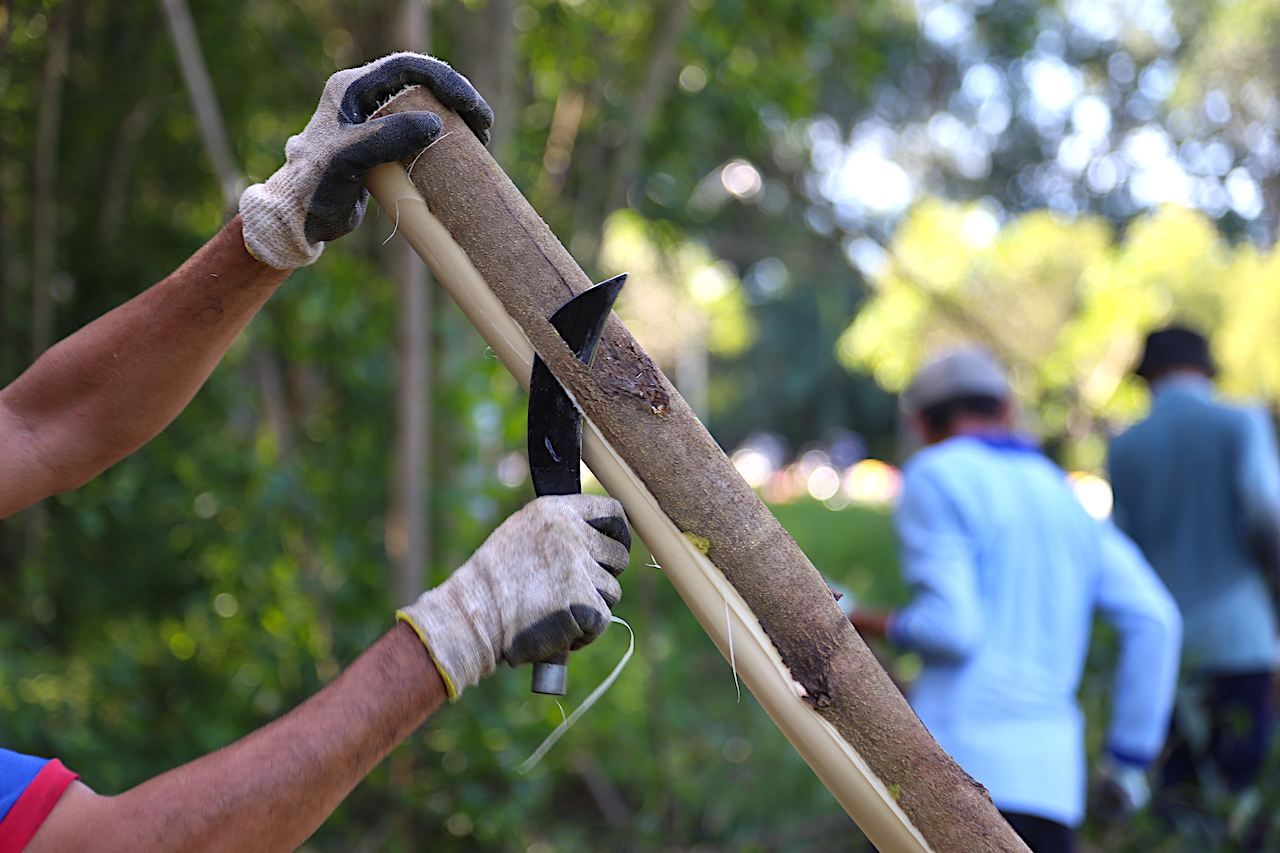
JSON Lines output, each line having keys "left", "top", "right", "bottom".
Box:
{"left": 0, "top": 760, "right": 79, "bottom": 853}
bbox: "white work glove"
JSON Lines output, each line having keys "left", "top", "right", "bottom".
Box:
{"left": 1091, "top": 754, "right": 1151, "bottom": 821}
{"left": 240, "top": 52, "right": 492, "bottom": 269}
{"left": 398, "top": 494, "right": 631, "bottom": 699}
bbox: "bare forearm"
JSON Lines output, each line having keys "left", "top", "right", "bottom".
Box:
{"left": 0, "top": 216, "right": 291, "bottom": 516}
{"left": 31, "top": 622, "right": 445, "bottom": 853}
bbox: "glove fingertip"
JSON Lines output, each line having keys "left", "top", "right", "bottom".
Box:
{"left": 569, "top": 603, "right": 610, "bottom": 644}
{"left": 587, "top": 515, "right": 632, "bottom": 552}
{"left": 363, "top": 111, "right": 445, "bottom": 162}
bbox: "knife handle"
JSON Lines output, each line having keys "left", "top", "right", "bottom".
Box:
{"left": 527, "top": 517, "right": 630, "bottom": 696}
{"left": 531, "top": 649, "right": 570, "bottom": 695}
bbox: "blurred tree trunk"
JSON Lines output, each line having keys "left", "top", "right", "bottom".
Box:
{"left": 0, "top": 1, "right": 12, "bottom": 581}
{"left": 0, "top": 0, "right": 11, "bottom": 384}
{"left": 451, "top": 0, "right": 518, "bottom": 159}
{"left": 250, "top": 347, "right": 298, "bottom": 462}
{"left": 531, "top": 88, "right": 585, "bottom": 210}
{"left": 159, "top": 0, "right": 243, "bottom": 207}
{"left": 601, "top": 0, "right": 690, "bottom": 218}
{"left": 26, "top": 0, "right": 79, "bottom": 568}
{"left": 383, "top": 5, "right": 435, "bottom": 842}
{"left": 161, "top": 0, "right": 296, "bottom": 462}
{"left": 32, "top": 2, "right": 76, "bottom": 361}
{"left": 383, "top": 0, "right": 433, "bottom": 609}
{"left": 97, "top": 102, "right": 153, "bottom": 250}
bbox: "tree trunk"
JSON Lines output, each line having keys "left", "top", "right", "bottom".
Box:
{"left": 383, "top": 0, "right": 434, "bottom": 608}
{"left": 1, "top": 0, "right": 12, "bottom": 383}
{"left": 602, "top": 0, "right": 690, "bottom": 217}
{"left": 97, "top": 101, "right": 153, "bottom": 250}
{"left": 386, "top": 238, "right": 432, "bottom": 603}
{"left": 249, "top": 346, "right": 297, "bottom": 463}
{"left": 32, "top": 2, "right": 75, "bottom": 360}
{"left": 451, "top": 0, "right": 518, "bottom": 159}
{"left": 159, "top": 0, "right": 244, "bottom": 207}
{"left": 368, "top": 87, "right": 1028, "bottom": 853}
{"left": 26, "top": 0, "right": 80, "bottom": 569}
{"left": 161, "top": 0, "right": 303, "bottom": 464}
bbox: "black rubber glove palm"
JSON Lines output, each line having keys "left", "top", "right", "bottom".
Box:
{"left": 240, "top": 52, "right": 492, "bottom": 269}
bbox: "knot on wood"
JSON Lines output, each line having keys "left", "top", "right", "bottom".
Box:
{"left": 783, "top": 653, "right": 833, "bottom": 709}
{"left": 801, "top": 688, "right": 833, "bottom": 709}
{"left": 601, "top": 341, "right": 670, "bottom": 416}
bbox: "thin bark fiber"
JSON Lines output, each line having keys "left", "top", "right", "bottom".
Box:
{"left": 375, "top": 87, "right": 1028, "bottom": 853}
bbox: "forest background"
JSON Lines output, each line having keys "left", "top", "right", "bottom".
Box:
{"left": 3, "top": 0, "right": 1280, "bottom": 850}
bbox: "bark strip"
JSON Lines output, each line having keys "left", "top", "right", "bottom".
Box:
{"left": 368, "top": 86, "right": 1029, "bottom": 853}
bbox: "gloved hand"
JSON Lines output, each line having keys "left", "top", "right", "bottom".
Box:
{"left": 240, "top": 51, "right": 492, "bottom": 270}
{"left": 1090, "top": 754, "right": 1151, "bottom": 821}
{"left": 397, "top": 494, "right": 631, "bottom": 699}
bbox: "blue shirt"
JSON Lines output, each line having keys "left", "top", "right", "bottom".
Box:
{"left": 1110, "top": 374, "right": 1280, "bottom": 673}
{"left": 888, "top": 434, "right": 1181, "bottom": 827}
{"left": 0, "top": 748, "right": 78, "bottom": 851}
{"left": 0, "top": 752, "right": 45, "bottom": 824}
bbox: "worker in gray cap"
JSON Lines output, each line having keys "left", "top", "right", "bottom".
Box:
{"left": 849, "top": 346, "right": 1181, "bottom": 853}
{"left": 1109, "top": 326, "right": 1280, "bottom": 842}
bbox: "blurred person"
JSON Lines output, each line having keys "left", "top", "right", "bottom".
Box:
{"left": 0, "top": 53, "right": 631, "bottom": 852}
{"left": 849, "top": 347, "right": 1181, "bottom": 853}
{"left": 1109, "top": 327, "right": 1280, "bottom": 835}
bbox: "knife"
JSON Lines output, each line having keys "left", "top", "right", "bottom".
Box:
{"left": 527, "top": 274, "right": 627, "bottom": 695}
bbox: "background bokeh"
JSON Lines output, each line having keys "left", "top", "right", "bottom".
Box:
{"left": 3, "top": 0, "right": 1279, "bottom": 849}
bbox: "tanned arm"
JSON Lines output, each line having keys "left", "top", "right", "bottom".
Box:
{"left": 27, "top": 622, "right": 444, "bottom": 853}
{"left": 21, "top": 493, "right": 629, "bottom": 853}
{"left": 0, "top": 216, "right": 290, "bottom": 518}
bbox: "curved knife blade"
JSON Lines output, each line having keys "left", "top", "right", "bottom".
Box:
{"left": 528, "top": 274, "right": 626, "bottom": 497}
{"left": 526, "top": 273, "right": 626, "bottom": 695}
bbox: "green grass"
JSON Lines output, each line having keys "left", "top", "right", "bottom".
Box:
{"left": 765, "top": 497, "right": 907, "bottom": 610}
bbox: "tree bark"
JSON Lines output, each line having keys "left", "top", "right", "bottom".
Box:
{"left": 96, "top": 101, "right": 153, "bottom": 250}
{"left": 161, "top": 0, "right": 303, "bottom": 465}
{"left": 368, "top": 86, "right": 1028, "bottom": 853}
{"left": 451, "top": 0, "right": 518, "bottom": 158}
{"left": 159, "top": 0, "right": 244, "bottom": 207}
{"left": 26, "top": 0, "right": 81, "bottom": 570}
{"left": 602, "top": 0, "right": 690, "bottom": 216}
{"left": 1, "top": 1, "right": 13, "bottom": 384}
{"left": 32, "top": 1, "right": 75, "bottom": 360}
{"left": 383, "top": 0, "right": 434, "bottom": 608}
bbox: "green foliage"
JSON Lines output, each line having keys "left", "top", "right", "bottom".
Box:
{"left": 6, "top": 0, "right": 1280, "bottom": 850}
{"left": 0, "top": 1, "right": 899, "bottom": 849}
{"left": 840, "top": 199, "right": 1280, "bottom": 470}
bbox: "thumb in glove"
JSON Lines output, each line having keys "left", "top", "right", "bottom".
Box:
{"left": 397, "top": 494, "right": 630, "bottom": 699}
{"left": 240, "top": 51, "right": 493, "bottom": 269}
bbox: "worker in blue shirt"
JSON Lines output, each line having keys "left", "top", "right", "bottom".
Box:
{"left": 850, "top": 347, "right": 1181, "bottom": 853}
{"left": 1109, "top": 327, "right": 1280, "bottom": 839}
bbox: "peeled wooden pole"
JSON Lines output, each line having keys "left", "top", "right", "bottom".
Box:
{"left": 367, "top": 87, "right": 1029, "bottom": 853}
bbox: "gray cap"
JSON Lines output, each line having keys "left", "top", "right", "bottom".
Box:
{"left": 901, "top": 347, "right": 1010, "bottom": 414}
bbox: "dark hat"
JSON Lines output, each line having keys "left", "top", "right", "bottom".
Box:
{"left": 1135, "top": 326, "right": 1215, "bottom": 379}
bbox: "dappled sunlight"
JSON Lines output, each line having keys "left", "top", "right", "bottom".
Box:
{"left": 840, "top": 199, "right": 1280, "bottom": 464}
{"left": 731, "top": 435, "right": 902, "bottom": 510}
{"left": 598, "top": 210, "right": 756, "bottom": 417}
{"left": 1067, "top": 470, "right": 1114, "bottom": 520}
{"left": 843, "top": 459, "right": 904, "bottom": 506}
